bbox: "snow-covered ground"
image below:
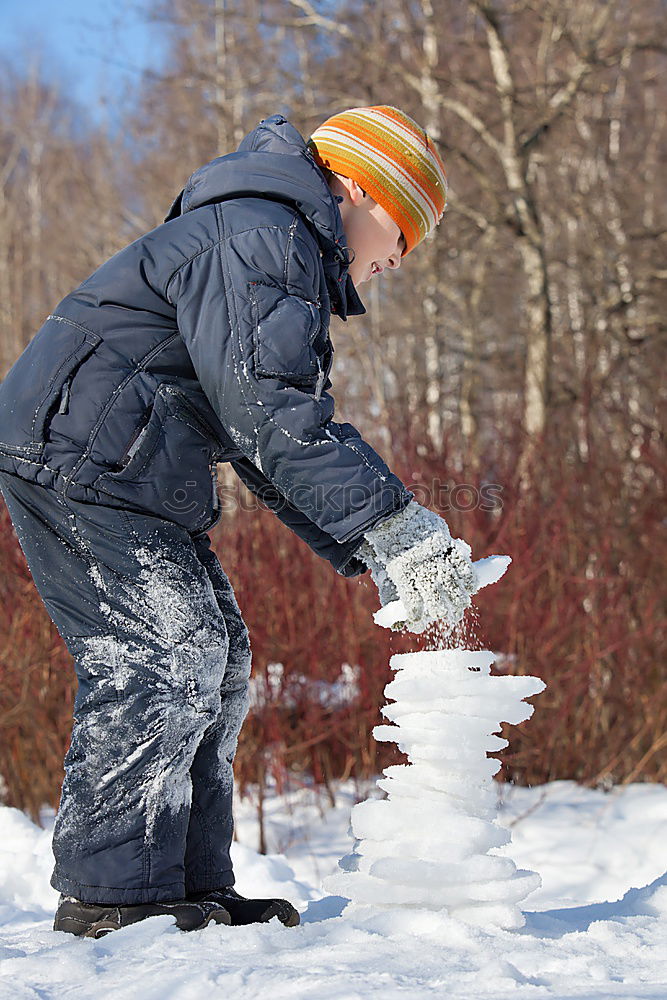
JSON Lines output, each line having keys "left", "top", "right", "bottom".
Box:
{"left": 0, "top": 780, "right": 665, "bottom": 999}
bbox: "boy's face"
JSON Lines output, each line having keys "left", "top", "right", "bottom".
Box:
{"left": 332, "top": 176, "right": 406, "bottom": 286}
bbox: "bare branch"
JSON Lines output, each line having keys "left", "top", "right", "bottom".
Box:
{"left": 285, "top": 0, "right": 354, "bottom": 39}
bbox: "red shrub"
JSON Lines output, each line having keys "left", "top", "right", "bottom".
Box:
{"left": 0, "top": 419, "right": 664, "bottom": 822}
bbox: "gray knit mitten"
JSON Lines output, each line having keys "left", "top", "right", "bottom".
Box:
{"left": 361, "top": 500, "right": 477, "bottom": 632}
{"left": 357, "top": 540, "right": 399, "bottom": 607}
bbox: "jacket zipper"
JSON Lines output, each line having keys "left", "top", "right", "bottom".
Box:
{"left": 117, "top": 404, "right": 153, "bottom": 468}
{"left": 58, "top": 377, "right": 72, "bottom": 415}
{"left": 314, "top": 357, "right": 325, "bottom": 401}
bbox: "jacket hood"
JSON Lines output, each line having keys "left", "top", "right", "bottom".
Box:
{"left": 164, "top": 115, "right": 365, "bottom": 318}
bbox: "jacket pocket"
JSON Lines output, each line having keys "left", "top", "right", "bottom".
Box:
{"left": 94, "top": 383, "right": 223, "bottom": 532}
{"left": 249, "top": 281, "right": 322, "bottom": 385}
{"left": 0, "top": 316, "right": 102, "bottom": 457}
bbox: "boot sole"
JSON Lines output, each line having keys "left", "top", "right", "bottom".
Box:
{"left": 84, "top": 919, "right": 119, "bottom": 939}
{"left": 58, "top": 909, "right": 232, "bottom": 937}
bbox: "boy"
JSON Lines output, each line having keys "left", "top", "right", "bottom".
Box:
{"left": 0, "top": 106, "right": 477, "bottom": 936}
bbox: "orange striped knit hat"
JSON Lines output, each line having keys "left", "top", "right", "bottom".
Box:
{"left": 308, "top": 105, "right": 448, "bottom": 256}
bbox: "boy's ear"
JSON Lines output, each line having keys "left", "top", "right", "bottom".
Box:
{"left": 336, "top": 175, "right": 366, "bottom": 207}
{"left": 348, "top": 179, "right": 367, "bottom": 206}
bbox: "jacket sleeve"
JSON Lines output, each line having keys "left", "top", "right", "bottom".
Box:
{"left": 168, "top": 213, "right": 412, "bottom": 546}
{"left": 230, "top": 456, "right": 367, "bottom": 577}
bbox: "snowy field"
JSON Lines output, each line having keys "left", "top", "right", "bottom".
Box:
{"left": 0, "top": 780, "right": 665, "bottom": 1000}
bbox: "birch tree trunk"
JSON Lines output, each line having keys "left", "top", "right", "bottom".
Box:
{"left": 476, "top": 3, "right": 552, "bottom": 478}
{"left": 419, "top": 0, "right": 445, "bottom": 450}
{"left": 459, "top": 228, "right": 495, "bottom": 469}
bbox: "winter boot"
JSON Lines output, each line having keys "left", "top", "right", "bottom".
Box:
{"left": 188, "top": 886, "right": 300, "bottom": 927}
{"left": 53, "top": 893, "right": 231, "bottom": 938}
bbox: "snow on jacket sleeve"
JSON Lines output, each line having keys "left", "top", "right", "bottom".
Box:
{"left": 169, "top": 210, "right": 412, "bottom": 546}
{"left": 230, "top": 456, "right": 367, "bottom": 577}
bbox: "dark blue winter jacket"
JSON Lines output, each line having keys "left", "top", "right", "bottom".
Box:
{"left": 0, "top": 115, "right": 412, "bottom": 575}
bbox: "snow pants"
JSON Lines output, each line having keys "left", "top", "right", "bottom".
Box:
{"left": 0, "top": 471, "right": 251, "bottom": 905}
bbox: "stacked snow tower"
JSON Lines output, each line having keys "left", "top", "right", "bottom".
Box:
{"left": 326, "top": 562, "right": 545, "bottom": 930}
